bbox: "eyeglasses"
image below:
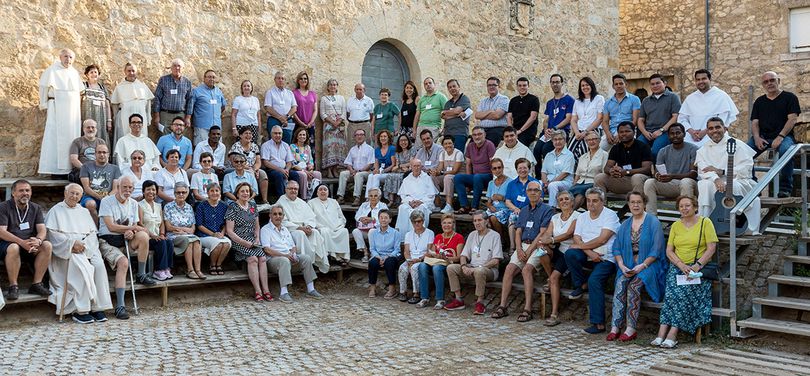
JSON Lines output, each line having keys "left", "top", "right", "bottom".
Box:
{"left": 526, "top": 188, "right": 541, "bottom": 192}
{"left": 413, "top": 219, "right": 424, "bottom": 223}
{"left": 175, "top": 191, "right": 188, "bottom": 195}
{"left": 491, "top": 166, "right": 503, "bottom": 170}
{"left": 486, "top": 84, "right": 498, "bottom": 87}
{"left": 233, "top": 160, "right": 246, "bottom": 164}
{"left": 130, "top": 121, "right": 143, "bottom": 125}
{"left": 172, "top": 123, "right": 185, "bottom": 127}
{"left": 131, "top": 156, "right": 144, "bottom": 160}
{"left": 271, "top": 213, "right": 284, "bottom": 216}
{"left": 202, "top": 160, "right": 212, "bottom": 164}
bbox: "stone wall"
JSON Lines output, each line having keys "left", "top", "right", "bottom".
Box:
{"left": 619, "top": 0, "right": 810, "bottom": 140}
{"left": 0, "top": 0, "right": 619, "bottom": 177}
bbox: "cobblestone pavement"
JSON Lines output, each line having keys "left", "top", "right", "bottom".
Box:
{"left": 0, "top": 286, "right": 697, "bottom": 375}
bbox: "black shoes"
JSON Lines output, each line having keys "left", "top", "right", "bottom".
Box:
{"left": 28, "top": 282, "right": 52, "bottom": 297}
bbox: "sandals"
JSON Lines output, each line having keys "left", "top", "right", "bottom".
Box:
{"left": 217, "top": 266, "right": 225, "bottom": 275}
{"left": 544, "top": 314, "right": 561, "bottom": 327}
{"left": 195, "top": 270, "right": 208, "bottom": 280}
{"left": 454, "top": 207, "right": 472, "bottom": 215}
{"left": 187, "top": 271, "right": 201, "bottom": 279}
{"left": 517, "top": 310, "right": 533, "bottom": 323}
{"left": 490, "top": 306, "right": 509, "bottom": 319}
{"left": 263, "top": 292, "right": 274, "bottom": 301}
{"left": 209, "top": 266, "right": 218, "bottom": 276}
{"left": 254, "top": 292, "right": 264, "bottom": 301}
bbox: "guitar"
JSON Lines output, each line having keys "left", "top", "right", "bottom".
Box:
{"left": 709, "top": 138, "right": 748, "bottom": 236}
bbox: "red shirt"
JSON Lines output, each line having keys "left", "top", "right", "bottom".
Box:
{"left": 433, "top": 233, "right": 465, "bottom": 258}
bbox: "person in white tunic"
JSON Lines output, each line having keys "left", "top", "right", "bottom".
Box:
{"left": 307, "top": 184, "right": 350, "bottom": 264}
{"left": 275, "top": 181, "right": 329, "bottom": 272}
{"left": 46, "top": 183, "right": 113, "bottom": 322}
{"left": 678, "top": 69, "right": 739, "bottom": 147}
{"left": 110, "top": 62, "right": 154, "bottom": 144}
{"left": 113, "top": 113, "right": 162, "bottom": 171}
{"left": 695, "top": 117, "right": 761, "bottom": 234}
{"left": 38, "top": 49, "right": 83, "bottom": 175}
{"left": 396, "top": 159, "right": 438, "bottom": 235}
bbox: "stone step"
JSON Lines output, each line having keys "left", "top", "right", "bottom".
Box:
{"left": 768, "top": 275, "right": 810, "bottom": 288}
{"left": 736, "top": 317, "right": 810, "bottom": 337}
{"left": 785, "top": 255, "right": 810, "bottom": 265}
{"left": 753, "top": 296, "right": 810, "bottom": 312}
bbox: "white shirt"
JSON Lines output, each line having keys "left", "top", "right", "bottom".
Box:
{"left": 154, "top": 168, "right": 189, "bottom": 202}
{"left": 190, "top": 170, "right": 219, "bottom": 200}
{"left": 573, "top": 208, "right": 619, "bottom": 263}
{"left": 231, "top": 95, "right": 260, "bottom": 126}
{"left": 678, "top": 86, "right": 739, "bottom": 146}
{"left": 572, "top": 95, "right": 605, "bottom": 131}
{"left": 114, "top": 133, "right": 161, "bottom": 171}
{"left": 493, "top": 142, "right": 537, "bottom": 179}
{"left": 97, "top": 195, "right": 139, "bottom": 236}
{"left": 461, "top": 229, "right": 503, "bottom": 279}
{"left": 264, "top": 86, "right": 297, "bottom": 117}
{"left": 121, "top": 167, "right": 155, "bottom": 198}
{"left": 404, "top": 229, "right": 434, "bottom": 260}
{"left": 399, "top": 172, "right": 438, "bottom": 206}
{"left": 346, "top": 95, "right": 374, "bottom": 122}
{"left": 344, "top": 143, "right": 375, "bottom": 170}
{"left": 355, "top": 201, "right": 389, "bottom": 229}
{"left": 260, "top": 223, "right": 295, "bottom": 255}
{"left": 551, "top": 211, "right": 580, "bottom": 253}
{"left": 192, "top": 140, "right": 227, "bottom": 170}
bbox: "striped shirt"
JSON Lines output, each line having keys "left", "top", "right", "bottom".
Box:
{"left": 153, "top": 74, "right": 193, "bottom": 113}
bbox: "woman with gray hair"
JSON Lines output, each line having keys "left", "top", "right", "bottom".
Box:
{"left": 537, "top": 190, "right": 580, "bottom": 326}
{"left": 352, "top": 187, "right": 388, "bottom": 262}
{"left": 155, "top": 149, "right": 189, "bottom": 203}
{"left": 121, "top": 149, "right": 154, "bottom": 201}
{"left": 163, "top": 181, "right": 205, "bottom": 280}
{"left": 397, "top": 210, "right": 434, "bottom": 303}
{"left": 319, "top": 78, "right": 348, "bottom": 178}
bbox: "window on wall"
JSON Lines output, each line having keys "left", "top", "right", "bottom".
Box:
{"left": 790, "top": 7, "right": 810, "bottom": 53}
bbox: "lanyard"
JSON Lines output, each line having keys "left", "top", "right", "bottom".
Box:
{"left": 15, "top": 204, "right": 29, "bottom": 224}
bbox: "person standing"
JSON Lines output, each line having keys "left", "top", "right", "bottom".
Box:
{"left": 186, "top": 70, "right": 227, "bottom": 145}
{"left": 38, "top": 48, "right": 83, "bottom": 175}
{"left": 601, "top": 74, "right": 641, "bottom": 151}
{"left": 474, "top": 77, "right": 510, "bottom": 146}
{"left": 151, "top": 58, "right": 193, "bottom": 138}
{"left": 399, "top": 81, "right": 419, "bottom": 140}
{"left": 320, "top": 79, "right": 349, "bottom": 178}
{"left": 678, "top": 69, "right": 739, "bottom": 147}
{"left": 414, "top": 77, "right": 448, "bottom": 139}
{"left": 371, "top": 88, "right": 400, "bottom": 136}
{"left": 568, "top": 77, "right": 605, "bottom": 159}
{"left": 264, "top": 71, "right": 298, "bottom": 144}
{"left": 292, "top": 72, "right": 319, "bottom": 148}
{"left": 230, "top": 80, "right": 262, "bottom": 145}
{"left": 346, "top": 83, "right": 374, "bottom": 144}
{"left": 508, "top": 77, "right": 541, "bottom": 148}
{"left": 637, "top": 74, "right": 681, "bottom": 159}
{"left": 81, "top": 64, "right": 113, "bottom": 145}
{"left": 534, "top": 74, "right": 574, "bottom": 163}
{"left": 440, "top": 79, "right": 471, "bottom": 152}
{"left": 110, "top": 62, "right": 154, "bottom": 145}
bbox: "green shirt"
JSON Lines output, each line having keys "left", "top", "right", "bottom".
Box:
{"left": 417, "top": 92, "right": 448, "bottom": 128}
{"left": 373, "top": 102, "right": 400, "bottom": 134}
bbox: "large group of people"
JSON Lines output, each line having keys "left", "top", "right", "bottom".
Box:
{"left": 2, "top": 49, "right": 800, "bottom": 348}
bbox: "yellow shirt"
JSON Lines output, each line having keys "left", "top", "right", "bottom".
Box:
{"left": 667, "top": 216, "right": 719, "bottom": 264}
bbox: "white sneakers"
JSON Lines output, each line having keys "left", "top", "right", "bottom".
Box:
{"left": 440, "top": 204, "right": 453, "bottom": 214}
{"left": 651, "top": 337, "right": 677, "bottom": 348}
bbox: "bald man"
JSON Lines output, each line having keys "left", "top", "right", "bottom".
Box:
{"left": 264, "top": 71, "right": 298, "bottom": 144}
{"left": 747, "top": 71, "right": 801, "bottom": 198}
{"left": 346, "top": 83, "right": 374, "bottom": 144}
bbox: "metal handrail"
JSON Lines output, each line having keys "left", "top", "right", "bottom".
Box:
{"left": 729, "top": 143, "right": 809, "bottom": 337}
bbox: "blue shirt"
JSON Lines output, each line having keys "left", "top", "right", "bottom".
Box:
{"left": 156, "top": 134, "right": 193, "bottom": 163}
{"left": 544, "top": 94, "right": 575, "bottom": 131}
{"left": 369, "top": 226, "right": 401, "bottom": 258}
{"left": 603, "top": 93, "right": 641, "bottom": 135}
{"left": 153, "top": 74, "right": 193, "bottom": 113}
{"left": 222, "top": 170, "right": 258, "bottom": 199}
{"left": 515, "top": 202, "right": 555, "bottom": 242}
{"left": 487, "top": 177, "right": 513, "bottom": 212}
{"left": 541, "top": 148, "right": 575, "bottom": 184}
{"left": 195, "top": 200, "right": 228, "bottom": 236}
{"left": 187, "top": 85, "right": 228, "bottom": 130}
{"left": 505, "top": 176, "right": 540, "bottom": 209}
{"left": 375, "top": 145, "right": 396, "bottom": 168}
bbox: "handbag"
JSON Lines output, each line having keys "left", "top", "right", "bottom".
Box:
{"left": 691, "top": 217, "right": 719, "bottom": 281}
{"left": 423, "top": 257, "right": 448, "bottom": 267}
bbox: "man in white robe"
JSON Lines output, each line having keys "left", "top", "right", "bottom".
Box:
{"left": 696, "top": 117, "right": 761, "bottom": 234}
{"left": 396, "top": 159, "right": 438, "bottom": 235}
{"left": 275, "top": 181, "right": 329, "bottom": 273}
{"left": 678, "top": 69, "right": 739, "bottom": 147}
{"left": 46, "top": 183, "right": 113, "bottom": 323}
{"left": 38, "top": 48, "right": 82, "bottom": 175}
{"left": 113, "top": 113, "right": 162, "bottom": 171}
{"left": 110, "top": 62, "right": 154, "bottom": 144}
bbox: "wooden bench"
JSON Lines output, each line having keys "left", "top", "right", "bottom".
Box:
{"left": 0, "top": 177, "right": 69, "bottom": 201}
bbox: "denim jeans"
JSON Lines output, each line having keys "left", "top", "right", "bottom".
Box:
{"left": 266, "top": 168, "right": 300, "bottom": 196}
{"left": 453, "top": 173, "right": 493, "bottom": 208}
{"left": 747, "top": 134, "right": 796, "bottom": 193}
{"left": 418, "top": 263, "right": 447, "bottom": 300}
{"left": 564, "top": 248, "right": 616, "bottom": 325}
{"left": 266, "top": 117, "right": 293, "bottom": 144}
{"left": 636, "top": 132, "right": 670, "bottom": 162}
{"left": 449, "top": 134, "right": 468, "bottom": 154}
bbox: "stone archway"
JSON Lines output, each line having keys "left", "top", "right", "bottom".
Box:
{"left": 361, "top": 41, "right": 411, "bottom": 110}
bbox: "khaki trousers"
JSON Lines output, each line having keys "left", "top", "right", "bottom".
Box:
{"left": 594, "top": 173, "right": 649, "bottom": 195}
{"left": 447, "top": 263, "right": 495, "bottom": 298}
{"left": 267, "top": 253, "right": 317, "bottom": 287}
{"left": 643, "top": 178, "right": 697, "bottom": 214}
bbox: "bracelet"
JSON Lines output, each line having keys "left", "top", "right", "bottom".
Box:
{"left": 696, "top": 260, "right": 703, "bottom": 266}
{"left": 777, "top": 134, "right": 786, "bottom": 139}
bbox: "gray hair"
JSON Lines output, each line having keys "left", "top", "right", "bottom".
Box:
{"left": 551, "top": 130, "right": 567, "bottom": 141}
{"left": 64, "top": 183, "right": 83, "bottom": 194}
{"left": 556, "top": 190, "right": 573, "bottom": 201}
{"left": 174, "top": 181, "right": 190, "bottom": 191}
{"left": 585, "top": 187, "right": 606, "bottom": 203}
{"left": 171, "top": 58, "right": 184, "bottom": 67}
{"left": 286, "top": 180, "right": 299, "bottom": 188}
{"left": 130, "top": 149, "right": 145, "bottom": 159}
{"left": 409, "top": 210, "right": 425, "bottom": 223}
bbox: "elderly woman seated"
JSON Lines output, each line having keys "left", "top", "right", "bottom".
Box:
{"left": 367, "top": 209, "right": 402, "bottom": 298}
{"left": 194, "top": 183, "right": 232, "bottom": 275}
{"left": 352, "top": 188, "right": 388, "bottom": 263}
{"left": 397, "top": 210, "right": 434, "bottom": 303}
{"left": 163, "top": 182, "right": 205, "bottom": 280}
{"left": 653, "top": 195, "right": 718, "bottom": 348}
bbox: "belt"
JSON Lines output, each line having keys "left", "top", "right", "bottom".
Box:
{"left": 163, "top": 110, "right": 184, "bottom": 114}
{"left": 348, "top": 119, "right": 370, "bottom": 124}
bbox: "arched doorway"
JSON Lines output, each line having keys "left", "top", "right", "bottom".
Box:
{"left": 361, "top": 41, "right": 411, "bottom": 115}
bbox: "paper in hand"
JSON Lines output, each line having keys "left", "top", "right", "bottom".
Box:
{"left": 676, "top": 274, "right": 701, "bottom": 285}
{"left": 460, "top": 108, "right": 473, "bottom": 121}
{"left": 656, "top": 164, "right": 668, "bottom": 175}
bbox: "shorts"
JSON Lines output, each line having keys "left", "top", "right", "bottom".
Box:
{"left": 552, "top": 247, "right": 568, "bottom": 274}
{"left": 199, "top": 236, "right": 232, "bottom": 256}
{"left": 0, "top": 240, "right": 37, "bottom": 264}
{"left": 509, "top": 242, "right": 545, "bottom": 269}
{"left": 99, "top": 234, "right": 126, "bottom": 248}
{"left": 98, "top": 237, "right": 127, "bottom": 271}
{"left": 80, "top": 194, "right": 101, "bottom": 208}
{"left": 486, "top": 208, "right": 510, "bottom": 225}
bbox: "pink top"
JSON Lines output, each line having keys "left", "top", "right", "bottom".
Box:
{"left": 294, "top": 89, "right": 318, "bottom": 125}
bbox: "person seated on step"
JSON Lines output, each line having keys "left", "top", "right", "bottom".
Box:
{"left": 431, "top": 135, "right": 464, "bottom": 214}
{"left": 490, "top": 180, "right": 553, "bottom": 322}
{"left": 260, "top": 205, "right": 323, "bottom": 304}
{"left": 275, "top": 180, "right": 330, "bottom": 273}
{"left": 69, "top": 119, "right": 107, "bottom": 181}
{"left": 594, "top": 121, "right": 652, "bottom": 197}
{"left": 493, "top": 126, "right": 536, "bottom": 179}
{"left": 363, "top": 130, "right": 397, "bottom": 206}
{"left": 536, "top": 190, "right": 580, "bottom": 327}
{"left": 540, "top": 130, "right": 575, "bottom": 208}
{"left": 163, "top": 182, "right": 205, "bottom": 280}
{"left": 445, "top": 211, "right": 503, "bottom": 315}
{"left": 607, "top": 191, "right": 666, "bottom": 342}
{"left": 415, "top": 214, "right": 464, "bottom": 310}
{"left": 503, "top": 158, "right": 540, "bottom": 254}
{"left": 0, "top": 179, "right": 53, "bottom": 301}
{"left": 366, "top": 209, "right": 402, "bottom": 299}
{"left": 194, "top": 183, "right": 232, "bottom": 276}
{"left": 452, "top": 126, "right": 496, "bottom": 214}
{"left": 46, "top": 183, "right": 114, "bottom": 323}
{"left": 336, "top": 129, "right": 375, "bottom": 205}
{"left": 653, "top": 195, "right": 718, "bottom": 348}
{"left": 352, "top": 188, "right": 388, "bottom": 263}
{"left": 308, "top": 184, "right": 351, "bottom": 266}
{"left": 695, "top": 117, "right": 761, "bottom": 235}
{"left": 396, "top": 210, "right": 434, "bottom": 303}
{"left": 563, "top": 187, "right": 619, "bottom": 335}
{"left": 643, "top": 123, "right": 698, "bottom": 215}
{"left": 97, "top": 176, "right": 155, "bottom": 320}
{"left": 79, "top": 143, "right": 121, "bottom": 225}
{"left": 395, "top": 158, "right": 438, "bottom": 236}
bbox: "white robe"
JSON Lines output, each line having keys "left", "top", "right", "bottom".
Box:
{"left": 45, "top": 202, "right": 113, "bottom": 315}
{"left": 38, "top": 60, "right": 83, "bottom": 174}
{"left": 396, "top": 172, "right": 438, "bottom": 235}
{"left": 0, "top": 288, "right": 4, "bottom": 311}
{"left": 277, "top": 195, "right": 329, "bottom": 273}
{"left": 308, "top": 198, "right": 351, "bottom": 261}
{"left": 114, "top": 133, "right": 162, "bottom": 171}
{"left": 678, "top": 86, "right": 739, "bottom": 147}
{"left": 110, "top": 79, "right": 154, "bottom": 141}
{"left": 695, "top": 135, "right": 761, "bottom": 233}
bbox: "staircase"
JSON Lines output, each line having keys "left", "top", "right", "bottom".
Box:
{"left": 732, "top": 144, "right": 810, "bottom": 338}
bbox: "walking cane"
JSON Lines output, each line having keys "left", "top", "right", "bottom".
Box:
{"left": 124, "top": 239, "right": 139, "bottom": 315}
{"left": 58, "top": 256, "right": 70, "bottom": 323}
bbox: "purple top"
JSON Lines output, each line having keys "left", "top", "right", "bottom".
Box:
{"left": 294, "top": 89, "right": 318, "bottom": 125}
{"left": 465, "top": 139, "right": 496, "bottom": 174}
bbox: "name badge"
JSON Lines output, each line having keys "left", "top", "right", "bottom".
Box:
{"left": 380, "top": 163, "right": 385, "bottom": 170}
{"left": 554, "top": 159, "right": 562, "bottom": 165}
{"left": 402, "top": 111, "right": 408, "bottom": 116}
{"left": 376, "top": 113, "right": 383, "bottom": 119}
{"left": 446, "top": 166, "right": 453, "bottom": 172}
{"left": 473, "top": 246, "right": 481, "bottom": 255}
{"left": 553, "top": 108, "right": 559, "bottom": 116}
{"left": 425, "top": 104, "right": 433, "bottom": 110}
{"left": 622, "top": 164, "right": 632, "bottom": 170}
{"left": 516, "top": 195, "right": 526, "bottom": 202}
{"left": 173, "top": 145, "right": 181, "bottom": 151}
{"left": 19, "top": 222, "right": 30, "bottom": 230}
{"left": 170, "top": 89, "right": 178, "bottom": 95}
{"left": 92, "top": 100, "right": 103, "bottom": 107}
{"left": 209, "top": 99, "right": 217, "bottom": 104}
{"left": 425, "top": 161, "right": 433, "bottom": 167}
{"left": 526, "top": 221, "right": 534, "bottom": 228}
